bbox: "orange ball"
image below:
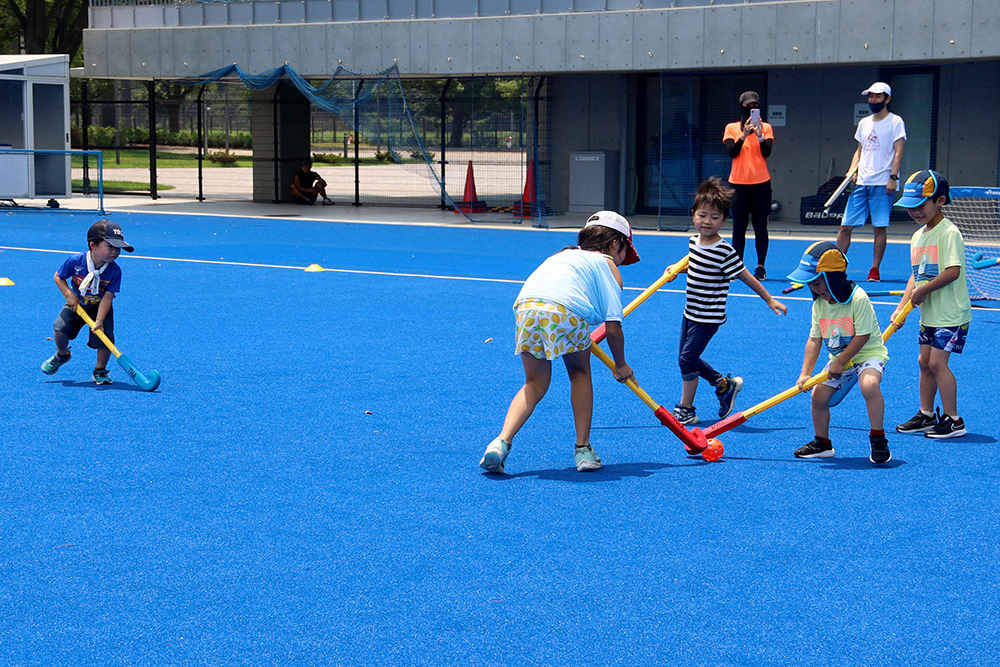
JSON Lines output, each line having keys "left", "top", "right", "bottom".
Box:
{"left": 702, "top": 438, "right": 724, "bottom": 462}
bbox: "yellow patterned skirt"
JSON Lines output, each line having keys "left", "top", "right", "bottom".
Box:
{"left": 514, "top": 298, "right": 591, "bottom": 360}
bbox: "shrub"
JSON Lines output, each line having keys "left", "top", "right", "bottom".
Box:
{"left": 207, "top": 150, "right": 239, "bottom": 165}
{"left": 312, "top": 153, "right": 341, "bottom": 164}
{"left": 375, "top": 150, "right": 403, "bottom": 163}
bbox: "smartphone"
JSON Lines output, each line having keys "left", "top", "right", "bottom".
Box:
{"left": 750, "top": 108, "right": 761, "bottom": 125}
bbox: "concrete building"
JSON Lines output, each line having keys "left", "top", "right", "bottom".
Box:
{"left": 83, "top": 0, "right": 1000, "bottom": 217}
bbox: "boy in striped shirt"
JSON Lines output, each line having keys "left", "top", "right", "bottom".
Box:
{"left": 672, "top": 178, "right": 787, "bottom": 425}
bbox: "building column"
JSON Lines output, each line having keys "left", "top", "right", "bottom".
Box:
{"left": 250, "top": 83, "right": 311, "bottom": 203}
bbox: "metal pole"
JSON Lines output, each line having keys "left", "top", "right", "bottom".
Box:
{"left": 197, "top": 87, "right": 204, "bottom": 202}
{"left": 272, "top": 85, "right": 280, "bottom": 203}
{"left": 148, "top": 80, "right": 157, "bottom": 199}
{"left": 439, "top": 78, "right": 451, "bottom": 209}
{"left": 532, "top": 77, "right": 545, "bottom": 227}
{"left": 81, "top": 81, "right": 90, "bottom": 151}
{"left": 353, "top": 80, "right": 364, "bottom": 207}
{"left": 81, "top": 81, "right": 91, "bottom": 194}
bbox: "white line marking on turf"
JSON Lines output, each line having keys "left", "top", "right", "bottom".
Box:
{"left": 6, "top": 245, "right": 986, "bottom": 308}
{"left": 0, "top": 245, "right": 526, "bottom": 284}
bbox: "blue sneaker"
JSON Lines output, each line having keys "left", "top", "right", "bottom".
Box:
{"left": 716, "top": 374, "right": 743, "bottom": 419}
{"left": 93, "top": 369, "right": 113, "bottom": 385}
{"left": 480, "top": 437, "right": 511, "bottom": 473}
{"left": 574, "top": 444, "right": 602, "bottom": 472}
{"left": 41, "top": 350, "right": 72, "bottom": 375}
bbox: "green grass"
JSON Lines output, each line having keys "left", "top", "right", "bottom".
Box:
{"left": 73, "top": 179, "right": 175, "bottom": 194}
{"left": 72, "top": 149, "right": 428, "bottom": 170}
{"left": 72, "top": 150, "right": 254, "bottom": 169}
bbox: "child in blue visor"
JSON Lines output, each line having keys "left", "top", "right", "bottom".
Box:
{"left": 787, "top": 241, "right": 891, "bottom": 464}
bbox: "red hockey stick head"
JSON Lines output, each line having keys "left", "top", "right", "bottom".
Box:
{"left": 653, "top": 406, "right": 708, "bottom": 454}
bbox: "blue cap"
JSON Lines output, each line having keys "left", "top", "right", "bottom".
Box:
{"left": 786, "top": 241, "right": 848, "bottom": 284}
{"left": 895, "top": 170, "right": 950, "bottom": 208}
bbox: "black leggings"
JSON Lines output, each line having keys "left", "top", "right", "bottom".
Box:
{"left": 731, "top": 180, "right": 771, "bottom": 268}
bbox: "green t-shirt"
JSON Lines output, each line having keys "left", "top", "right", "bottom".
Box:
{"left": 909, "top": 217, "right": 972, "bottom": 327}
{"left": 810, "top": 287, "right": 889, "bottom": 365}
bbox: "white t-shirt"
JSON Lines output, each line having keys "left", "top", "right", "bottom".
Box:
{"left": 515, "top": 248, "right": 624, "bottom": 326}
{"left": 854, "top": 113, "right": 906, "bottom": 186}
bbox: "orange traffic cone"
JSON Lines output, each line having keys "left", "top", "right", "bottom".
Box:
{"left": 455, "top": 161, "right": 487, "bottom": 213}
{"left": 512, "top": 159, "right": 537, "bottom": 217}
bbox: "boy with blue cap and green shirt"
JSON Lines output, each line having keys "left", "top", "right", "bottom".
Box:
{"left": 892, "top": 170, "right": 971, "bottom": 439}
{"left": 787, "top": 241, "right": 891, "bottom": 464}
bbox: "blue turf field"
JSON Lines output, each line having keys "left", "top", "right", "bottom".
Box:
{"left": 1, "top": 210, "right": 998, "bottom": 665}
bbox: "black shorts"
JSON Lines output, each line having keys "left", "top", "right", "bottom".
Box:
{"left": 53, "top": 304, "right": 115, "bottom": 351}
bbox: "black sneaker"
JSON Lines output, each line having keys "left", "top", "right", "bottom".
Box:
{"left": 671, "top": 403, "right": 699, "bottom": 426}
{"left": 869, "top": 434, "right": 891, "bottom": 464}
{"left": 896, "top": 410, "right": 938, "bottom": 434}
{"left": 753, "top": 265, "right": 766, "bottom": 281}
{"left": 794, "top": 438, "right": 835, "bottom": 459}
{"left": 925, "top": 415, "right": 967, "bottom": 439}
{"left": 715, "top": 374, "right": 743, "bottom": 419}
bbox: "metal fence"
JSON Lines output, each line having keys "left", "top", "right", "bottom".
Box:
{"left": 70, "top": 75, "right": 549, "bottom": 222}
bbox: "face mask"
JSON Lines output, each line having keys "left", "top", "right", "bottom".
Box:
{"left": 741, "top": 106, "right": 754, "bottom": 122}
{"left": 869, "top": 100, "right": 886, "bottom": 114}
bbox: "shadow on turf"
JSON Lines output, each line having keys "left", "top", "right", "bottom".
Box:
{"left": 46, "top": 379, "right": 155, "bottom": 393}
{"left": 483, "top": 460, "right": 708, "bottom": 482}
{"left": 818, "top": 457, "right": 907, "bottom": 470}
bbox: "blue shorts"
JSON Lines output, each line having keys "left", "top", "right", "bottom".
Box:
{"left": 843, "top": 185, "right": 893, "bottom": 228}
{"left": 918, "top": 323, "right": 968, "bottom": 353}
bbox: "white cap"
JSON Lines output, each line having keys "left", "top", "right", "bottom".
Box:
{"left": 584, "top": 211, "right": 640, "bottom": 265}
{"left": 862, "top": 81, "right": 892, "bottom": 96}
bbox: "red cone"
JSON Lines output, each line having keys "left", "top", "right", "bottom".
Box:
{"left": 455, "top": 161, "right": 487, "bottom": 213}
{"left": 513, "top": 159, "right": 537, "bottom": 217}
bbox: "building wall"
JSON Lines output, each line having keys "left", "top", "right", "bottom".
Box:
{"left": 549, "top": 74, "right": 628, "bottom": 212}
{"left": 937, "top": 61, "right": 1000, "bottom": 187}
{"left": 83, "top": 1, "right": 1000, "bottom": 80}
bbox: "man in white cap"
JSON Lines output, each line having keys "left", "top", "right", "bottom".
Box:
{"left": 836, "top": 81, "right": 906, "bottom": 282}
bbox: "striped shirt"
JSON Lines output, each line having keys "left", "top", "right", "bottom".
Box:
{"left": 684, "top": 236, "right": 745, "bottom": 324}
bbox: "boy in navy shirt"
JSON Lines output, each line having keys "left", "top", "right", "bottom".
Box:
{"left": 42, "top": 219, "right": 134, "bottom": 384}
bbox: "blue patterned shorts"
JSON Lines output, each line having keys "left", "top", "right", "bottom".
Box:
{"left": 918, "top": 323, "right": 968, "bottom": 353}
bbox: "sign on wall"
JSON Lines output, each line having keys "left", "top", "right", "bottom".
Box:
{"left": 854, "top": 104, "right": 871, "bottom": 126}
{"left": 767, "top": 105, "right": 786, "bottom": 127}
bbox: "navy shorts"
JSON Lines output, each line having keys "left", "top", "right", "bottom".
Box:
{"left": 53, "top": 304, "right": 115, "bottom": 351}
{"left": 917, "top": 323, "right": 968, "bottom": 353}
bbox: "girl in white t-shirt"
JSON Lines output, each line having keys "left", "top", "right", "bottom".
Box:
{"left": 480, "top": 211, "right": 639, "bottom": 474}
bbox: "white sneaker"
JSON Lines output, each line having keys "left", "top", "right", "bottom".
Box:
{"left": 321, "top": 198, "right": 335, "bottom": 206}
{"left": 574, "top": 444, "right": 602, "bottom": 472}
{"left": 480, "top": 437, "right": 511, "bottom": 473}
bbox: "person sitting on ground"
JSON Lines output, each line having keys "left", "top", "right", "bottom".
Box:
{"left": 291, "top": 158, "right": 334, "bottom": 205}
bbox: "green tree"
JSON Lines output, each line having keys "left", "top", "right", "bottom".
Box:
{"left": 2, "top": 0, "right": 88, "bottom": 64}
{"left": 403, "top": 77, "right": 525, "bottom": 148}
